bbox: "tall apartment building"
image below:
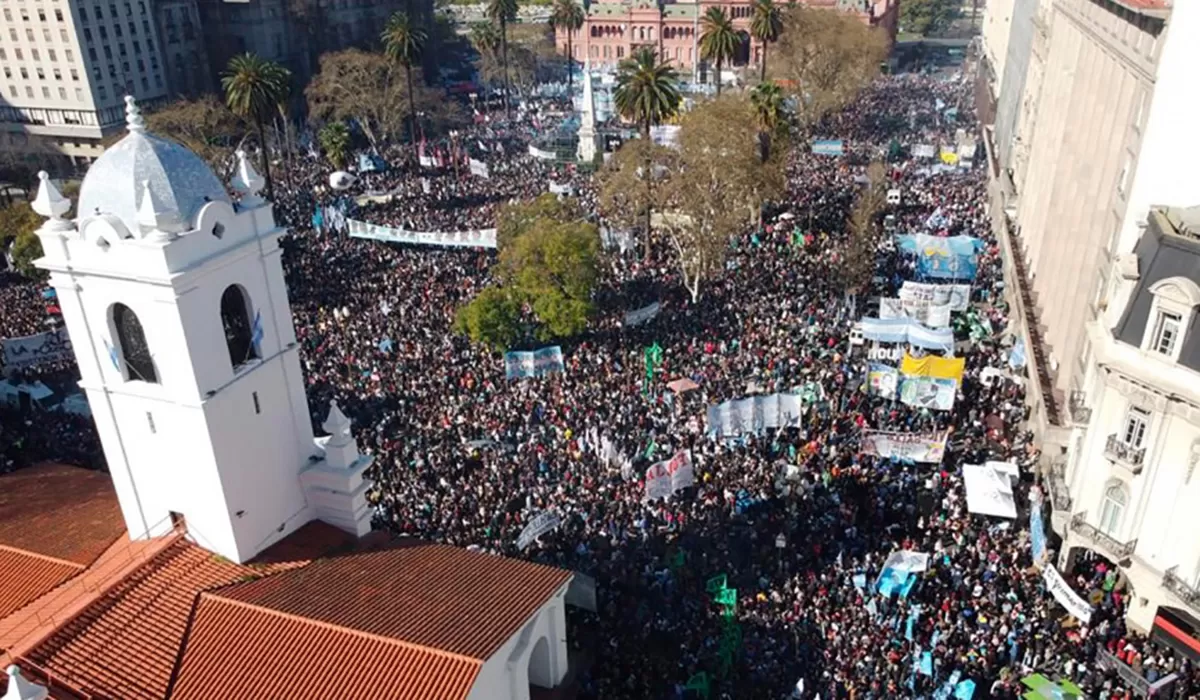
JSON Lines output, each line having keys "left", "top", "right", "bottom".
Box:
{"left": 0, "top": 0, "right": 208, "bottom": 167}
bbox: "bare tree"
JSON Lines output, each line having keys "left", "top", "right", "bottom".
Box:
{"left": 839, "top": 160, "right": 888, "bottom": 293}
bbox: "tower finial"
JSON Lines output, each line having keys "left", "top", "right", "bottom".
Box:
{"left": 231, "top": 150, "right": 265, "bottom": 206}
{"left": 125, "top": 95, "right": 145, "bottom": 134}
{"left": 137, "top": 180, "right": 184, "bottom": 241}
{"left": 32, "top": 171, "right": 71, "bottom": 222}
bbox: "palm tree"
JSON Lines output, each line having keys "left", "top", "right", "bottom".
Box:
{"left": 699, "top": 7, "right": 737, "bottom": 97}
{"left": 549, "top": 0, "right": 585, "bottom": 94}
{"left": 222, "top": 53, "right": 291, "bottom": 194}
{"left": 381, "top": 11, "right": 428, "bottom": 143}
{"left": 750, "top": 82, "right": 784, "bottom": 162}
{"left": 486, "top": 0, "right": 519, "bottom": 116}
{"left": 749, "top": 0, "right": 782, "bottom": 83}
{"left": 613, "top": 47, "right": 681, "bottom": 258}
{"left": 318, "top": 122, "right": 352, "bottom": 169}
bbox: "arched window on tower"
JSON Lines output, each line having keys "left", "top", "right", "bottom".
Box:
{"left": 112, "top": 303, "right": 158, "bottom": 383}
{"left": 220, "top": 284, "right": 259, "bottom": 369}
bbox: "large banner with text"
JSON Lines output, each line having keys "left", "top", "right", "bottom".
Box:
{"left": 347, "top": 219, "right": 497, "bottom": 249}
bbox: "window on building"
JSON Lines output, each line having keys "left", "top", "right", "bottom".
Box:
{"left": 42, "top": 87, "right": 51, "bottom": 98}
{"left": 7, "top": 29, "right": 16, "bottom": 42}
{"left": 133, "top": 40, "right": 141, "bottom": 54}
{"left": 53, "top": 69, "right": 62, "bottom": 81}
{"left": 99, "top": 26, "right": 108, "bottom": 40}
{"left": 221, "top": 285, "right": 260, "bottom": 369}
{"left": 60, "top": 28, "right": 68, "bottom": 41}
{"left": 124, "top": 2, "right": 131, "bottom": 15}
{"left": 0, "top": 49, "right": 6, "bottom": 61}
{"left": 110, "top": 4, "right": 118, "bottom": 19}
{"left": 43, "top": 28, "right": 52, "bottom": 42}
{"left": 112, "top": 303, "right": 158, "bottom": 383}
{"left": 136, "top": 58, "right": 144, "bottom": 71}
{"left": 89, "top": 48, "right": 98, "bottom": 61}
{"left": 38, "top": 9, "right": 47, "bottom": 21}
{"left": 19, "top": 68, "right": 28, "bottom": 79}
{"left": 95, "top": 5, "right": 103, "bottom": 19}
{"left": 70, "top": 69, "right": 79, "bottom": 81}
{"left": 58, "top": 87, "right": 66, "bottom": 99}
{"left": 66, "top": 49, "right": 74, "bottom": 62}
{"left": 26, "top": 28, "right": 35, "bottom": 41}
{"left": 55, "top": 9, "right": 64, "bottom": 21}
{"left": 25, "top": 87, "right": 34, "bottom": 98}
{"left": 31, "top": 49, "right": 40, "bottom": 61}
{"left": 120, "top": 43, "right": 128, "bottom": 57}
{"left": 75, "top": 87, "right": 83, "bottom": 100}
{"left": 14, "top": 49, "right": 23, "bottom": 61}
{"left": 140, "top": 76, "right": 147, "bottom": 90}
{"left": 98, "top": 85, "right": 107, "bottom": 99}
{"left": 2, "top": 10, "right": 10, "bottom": 21}
{"left": 1121, "top": 406, "right": 1150, "bottom": 448}
{"left": 1, "top": 68, "right": 8, "bottom": 79}
{"left": 1150, "top": 311, "right": 1182, "bottom": 357}
{"left": 115, "top": 24, "right": 123, "bottom": 38}
{"left": 9, "top": 86, "right": 17, "bottom": 98}
{"left": 80, "top": 7, "right": 89, "bottom": 21}
{"left": 49, "top": 49, "right": 58, "bottom": 62}
{"left": 35, "top": 68, "right": 44, "bottom": 80}
{"left": 1098, "top": 482, "right": 1128, "bottom": 537}
{"left": 139, "top": 0, "right": 146, "bottom": 12}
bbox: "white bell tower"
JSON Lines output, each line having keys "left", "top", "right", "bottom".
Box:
{"left": 33, "top": 97, "right": 371, "bottom": 563}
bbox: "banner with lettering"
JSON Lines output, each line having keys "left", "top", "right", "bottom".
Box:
{"left": 1043, "top": 565, "right": 1093, "bottom": 624}
{"left": 644, "top": 449, "right": 694, "bottom": 501}
{"left": 347, "top": 219, "right": 497, "bottom": 249}
{"left": 517, "top": 511, "right": 562, "bottom": 550}
{"left": 528, "top": 144, "right": 557, "bottom": 160}
{"left": 1, "top": 328, "right": 73, "bottom": 370}
{"left": 880, "top": 297, "right": 952, "bottom": 328}
{"left": 504, "top": 346, "right": 565, "bottom": 379}
{"left": 900, "top": 281, "right": 972, "bottom": 312}
{"left": 812, "top": 139, "right": 845, "bottom": 156}
{"left": 860, "top": 317, "right": 955, "bottom": 351}
{"left": 895, "top": 234, "right": 983, "bottom": 281}
{"left": 469, "top": 158, "right": 490, "bottom": 178}
{"left": 860, "top": 429, "right": 948, "bottom": 463}
{"left": 623, "top": 302, "right": 661, "bottom": 327}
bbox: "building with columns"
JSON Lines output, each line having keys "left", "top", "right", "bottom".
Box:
{"left": 0, "top": 96, "right": 576, "bottom": 700}
{"left": 555, "top": 0, "right": 897, "bottom": 74}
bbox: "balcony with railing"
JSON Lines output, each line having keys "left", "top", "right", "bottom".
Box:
{"left": 1048, "top": 456, "right": 1071, "bottom": 513}
{"left": 1163, "top": 566, "right": 1200, "bottom": 617}
{"left": 1068, "top": 390, "right": 1092, "bottom": 425}
{"left": 1070, "top": 512, "right": 1137, "bottom": 561}
{"left": 1105, "top": 434, "right": 1145, "bottom": 473}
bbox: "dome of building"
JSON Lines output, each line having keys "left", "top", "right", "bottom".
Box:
{"left": 77, "top": 96, "right": 231, "bottom": 233}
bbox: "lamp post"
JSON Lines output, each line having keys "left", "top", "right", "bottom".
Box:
{"left": 775, "top": 533, "right": 786, "bottom": 573}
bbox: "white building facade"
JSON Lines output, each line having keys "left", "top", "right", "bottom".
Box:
{"left": 1060, "top": 205, "right": 1200, "bottom": 633}
{"left": 31, "top": 97, "right": 370, "bottom": 563}
{"left": 0, "top": 0, "right": 195, "bottom": 164}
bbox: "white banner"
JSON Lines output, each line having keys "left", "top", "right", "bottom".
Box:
{"left": 469, "top": 158, "right": 490, "bottom": 178}
{"left": 900, "top": 281, "right": 971, "bottom": 312}
{"left": 860, "top": 430, "right": 948, "bottom": 463}
{"left": 418, "top": 155, "right": 435, "bottom": 168}
{"left": 644, "top": 449, "right": 694, "bottom": 501}
{"left": 881, "top": 550, "right": 930, "bottom": 574}
{"left": 880, "top": 297, "right": 952, "bottom": 328}
{"left": 623, "top": 302, "right": 661, "bottom": 327}
{"left": 2, "top": 328, "right": 73, "bottom": 370}
{"left": 1043, "top": 565, "right": 1094, "bottom": 624}
{"left": 528, "top": 144, "right": 557, "bottom": 160}
{"left": 706, "top": 393, "right": 804, "bottom": 437}
{"left": 347, "top": 219, "right": 497, "bottom": 249}
{"left": 517, "top": 511, "right": 562, "bottom": 550}
{"left": 962, "top": 463, "right": 1017, "bottom": 518}
{"left": 548, "top": 181, "right": 574, "bottom": 195}
{"left": 913, "top": 144, "right": 937, "bottom": 159}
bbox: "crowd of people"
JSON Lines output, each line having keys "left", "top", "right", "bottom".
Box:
{"left": 2, "top": 53, "right": 1196, "bottom": 699}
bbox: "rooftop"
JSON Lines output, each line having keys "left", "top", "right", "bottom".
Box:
{"left": 0, "top": 464, "right": 124, "bottom": 567}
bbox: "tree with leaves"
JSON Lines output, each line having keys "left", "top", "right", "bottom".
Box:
{"left": 496, "top": 192, "right": 582, "bottom": 249}
{"left": 549, "top": 0, "right": 584, "bottom": 92}
{"left": 770, "top": 5, "right": 888, "bottom": 136}
{"left": 659, "top": 96, "right": 782, "bottom": 301}
{"left": 306, "top": 49, "right": 429, "bottom": 150}
{"left": 840, "top": 160, "right": 888, "bottom": 293}
{"left": 612, "top": 47, "right": 681, "bottom": 258}
{"left": 750, "top": 0, "right": 782, "bottom": 83}
{"left": 221, "top": 53, "right": 291, "bottom": 194}
{"left": 145, "top": 96, "right": 244, "bottom": 182}
{"left": 899, "top": 0, "right": 961, "bottom": 36}
{"left": 749, "top": 82, "right": 786, "bottom": 163}
{"left": 454, "top": 285, "right": 523, "bottom": 350}
{"left": 381, "top": 11, "right": 429, "bottom": 143}
{"left": 317, "top": 122, "right": 352, "bottom": 169}
{"left": 486, "top": 0, "right": 519, "bottom": 115}
{"left": 0, "top": 202, "right": 44, "bottom": 277}
{"left": 699, "top": 7, "right": 738, "bottom": 97}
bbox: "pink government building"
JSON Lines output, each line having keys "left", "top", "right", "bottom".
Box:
{"left": 555, "top": 0, "right": 898, "bottom": 73}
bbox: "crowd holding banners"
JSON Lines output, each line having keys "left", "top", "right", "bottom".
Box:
{"left": 6, "top": 57, "right": 1200, "bottom": 700}
{"left": 503, "top": 346, "right": 566, "bottom": 379}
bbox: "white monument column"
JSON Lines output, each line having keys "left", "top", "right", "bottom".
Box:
{"left": 577, "top": 62, "right": 600, "bottom": 164}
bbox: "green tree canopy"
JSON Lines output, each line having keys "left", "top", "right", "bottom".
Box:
{"left": 549, "top": 0, "right": 585, "bottom": 90}
{"left": 317, "top": 122, "right": 352, "bottom": 169}
{"left": 1, "top": 202, "right": 45, "bottom": 277}
{"left": 496, "top": 193, "right": 582, "bottom": 249}
{"left": 454, "top": 285, "right": 523, "bottom": 350}
{"left": 221, "top": 53, "right": 291, "bottom": 192}
{"left": 381, "top": 11, "right": 428, "bottom": 142}
{"left": 899, "top": 0, "right": 961, "bottom": 36}
{"left": 749, "top": 0, "right": 782, "bottom": 83}
{"left": 699, "top": 7, "right": 738, "bottom": 96}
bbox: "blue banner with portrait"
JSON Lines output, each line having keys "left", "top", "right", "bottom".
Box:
{"left": 896, "top": 234, "right": 982, "bottom": 281}
{"left": 812, "top": 139, "right": 845, "bottom": 156}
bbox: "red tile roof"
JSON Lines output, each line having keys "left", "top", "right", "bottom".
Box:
{"left": 0, "top": 464, "right": 124, "bottom": 566}
{"left": 219, "top": 542, "right": 573, "bottom": 659}
{"left": 247, "top": 519, "right": 357, "bottom": 566}
{"left": 21, "top": 536, "right": 261, "bottom": 700}
{"left": 0, "top": 549, "right": 81, "bottom": 621}
{"left": 167, "top": 595, "right": 483, "bottom": 700}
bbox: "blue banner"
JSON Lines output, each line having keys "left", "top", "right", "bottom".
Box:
{"left": 357, "top": 153, "right": 388, "bottom": 172}
{"left": 504, "top": 346, "right": 565, "bottom": 379}
{"left": 1031, "top": 501, "right": 1047, "bottom": 563}
{"left": 812, "top": 139, "right": 845, "bottom": 156}
{"left": 896, "top": 234, "right": 982, "bottom": 281}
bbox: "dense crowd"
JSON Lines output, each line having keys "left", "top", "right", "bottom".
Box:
{"left": 3, "top": 55, "right": 1197, "bottom": 699}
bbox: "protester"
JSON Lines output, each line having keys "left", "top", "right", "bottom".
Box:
{"left": 1, "top": 57, "right": 1192, "bottom": 700}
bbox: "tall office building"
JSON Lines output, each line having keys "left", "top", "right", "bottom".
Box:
{"left": 0, "top": 0, "right": 207, "bottom": 166}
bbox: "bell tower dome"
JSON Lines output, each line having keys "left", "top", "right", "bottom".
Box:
{"left": 32, "top": 97, "right": 372, "bottom": 563}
